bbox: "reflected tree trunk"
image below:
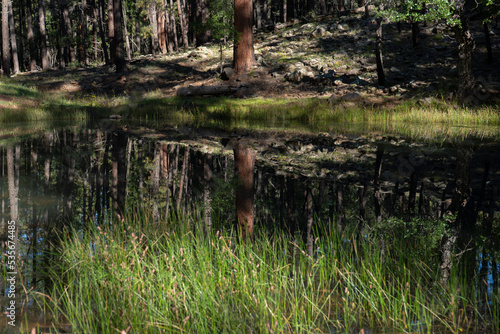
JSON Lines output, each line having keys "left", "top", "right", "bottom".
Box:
{"left": 111, "top": 131, "right": 127, "bottom": 216}
{"left": 234, "top": 142, "right": 256, "bottom": 242}
{"left": 204, "top": 153, "right": 213, "bottom": 232}
{"left": 152, "top": 144, "right": 161, "bottom": 222}
{"left": 305, "top": 187, "right": 314, "bottom": 257}
{"left": 176, "top": 146, "right": 189, "bottom": 211}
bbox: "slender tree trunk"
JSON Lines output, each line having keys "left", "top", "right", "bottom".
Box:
{"left": 234, "top": 0, "right": 256, "bottom": 74}
{"left": 91, "top": 0, "right": 98, "bottom": 61}
{"left": 234, "top": 143, "right": 256, "bottom": 242}
{"left": 98, "top": 0, "right": 110, "bottom": 64}
{"left": 177, "top": 0, "right": 188, "bottom": 49}
{"left": 108, "top": 0, "right": 115, "bottom": 64}
{"left": 2, "top": 0, "right": 11, "bottom": 75}
{"left": 453, "top": 10, "right": 475, "bottom": 100}
{"left": 165, "top": 2, "right": 174, "bottom": 53}
{"left": 123, "top": 1, "right": 132, "bottom": 59}
{"left": 158, "top": 10, "right": 166, "bottom": 53}
{"left": 149, "top": 1, "right": 159, "bottom": 55}
{"left": 135, "top": 8, "right": 141, "bottom": 55}
{"left": 375, "top": 16, "right": 385, "bottom": 86}
{"left": 26, "top": 0, "right": 37, "bottom": 70}
{"left": 112, "top": 0, "right": 125, "bottom": 72}
{"left": 484, "top": 22, "right": 492, "bottom": 64}
{"left": 319, "top": 0, "right": 326, "bottom": 15}
{"left": 59, "top": 0, "right": 75, "bottom": 63}
{"left": 196, "top": 0, "right": 209, "bottom": 44}
{"left": 7, "top": 0, "right": 19, "bottom": 74}
{"left": 169, "top": 0, "right": 178, "bottom": 50}
{"left": 411, "top": 21, "right": 419, "bottom": 48}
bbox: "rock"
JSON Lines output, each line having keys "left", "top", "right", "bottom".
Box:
{"left": 418, "top": 97, "right": 436, "bottom": 105}
{"left": 389, "top": 86, "right": 399, "bottom": 93}
{"left": 299, "top": 23, "right": 316, "bottom": 31}
{"left": 335, "top": 24, "right": 348, "bottom": 32}
{"left": 341, "top": 92, "right": 362, "bottom": 101}
{"left": 221, "top": 67, "right": 234, "bottom": 80}
{"left": 256, "top": 55, "right": 267, "bottom": 66}
{"left": 285, "top": 68, "right": 307, "bottom": 83}
{"left": 328, "top": 94, "right": 340, "bottom": 104}
{"left": 333, "top": 79, "right": 344, "bottom": 86}
{"left": 311, "top": 25, "right": 328, "bottom": 38}
{"left": 389, "top": 66, "right": 400, "bottom": 73}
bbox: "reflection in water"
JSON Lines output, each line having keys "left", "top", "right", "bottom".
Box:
{"left": 1, "top": 126, "right": 499, "bottom": 331}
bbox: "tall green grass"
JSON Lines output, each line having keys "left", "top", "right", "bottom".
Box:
{"left": 35, "top": 206, "right": 499, "bottom": 333}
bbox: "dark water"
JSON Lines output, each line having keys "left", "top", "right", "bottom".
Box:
{"left": 1, "top": 121, "right": 499, "bottom": 332}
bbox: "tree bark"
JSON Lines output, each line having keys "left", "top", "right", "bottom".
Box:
{"left": 169, "top": 0, "right": 178, "bottom": 50}
{"left": 234, "top": 142, "right": 256, "bottom": 242}
{"left": 149, "top": 1, "right": 159, "bottom": 55}
{"left": 375, "top": 17, "right": 385, "bottom": 86}
{"left": 2, "top": 0, "right": 11, "bottom": 75}
{"left": 484, "top": 22, "right": 492, "bottom": 64}
{"left": 7, "top": 0, "right": 19, "bottom": 74}
{"left": 26, "top": 0, "right": 37, "bottom": 70}
{"left": 59, "top": 0, "right": 75, "bottom": 63}
{"left": 234, "top": 0, "right": 256, "bottom": 74}
{"left": 97, "top": 0, "right": 109, "bottom": 64}
{"left": 453, "top": 9, "right": 475, "bottom": 100}
{"left": 108, "top": 0, "right": 115, "bottom": 64}
{"left": 122, "top": 0, "right": 132, "bottom": 59}
{"left": 177, "top": 0, "right": 189, "bottom": 49}
{"left": 112, "top": 0, "right": 126, "bottom": 72}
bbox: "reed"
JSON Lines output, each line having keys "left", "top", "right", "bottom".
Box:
{"left": 35, "top": 205, "right": 499, "bottom": 333}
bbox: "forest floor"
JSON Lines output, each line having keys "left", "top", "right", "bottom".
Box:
{"left": 2, "top": 10, "right": 500, "bottom": 121}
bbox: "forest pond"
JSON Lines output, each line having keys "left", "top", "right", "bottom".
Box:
{"left": 1, "top": 120, "right": 500, "bottom": 333}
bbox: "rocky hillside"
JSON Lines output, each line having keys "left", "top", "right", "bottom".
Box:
{"left": 14, "top": 11, "right": 500, "bottom": 105}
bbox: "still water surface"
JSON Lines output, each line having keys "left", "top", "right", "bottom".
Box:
{"left": 1, "top": 120, "right": 499, "bottom": 333}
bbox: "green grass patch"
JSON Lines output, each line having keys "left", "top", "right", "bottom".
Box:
{"left": 35, "top": 206, "right": 499, "bottom": 333}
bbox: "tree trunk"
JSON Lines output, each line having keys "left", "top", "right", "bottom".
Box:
{"left": 177, "top": 0, "right": 189, "bottom": 49}
{"left": 234, "top": 0, "right": 256, "bottom": 74}
{"left": 196, "top": 0, "right": 209, "bottom": 44}
{"left": 484, "top": 22, "right": 492, "bottom": 64}
{"left": 98, "top": 0, "right": 110, "bottom": 64}
{"left": 411, "top": 21, "right": 419, "bottom": 48}
{"left": 169, "top": 0, "right": 178, "bottom": 51}
{"left": 39, "top": 0, "right": 50, "bottom": 69}
{"left": 7, "top": 0, "right": 19, "bottom": 74}
{"left": 123, "top": 1, "right": 132, "bottom": 59}
{"left": 2, "top": 0, "right": 11, "bottom": 75}
{"left": 319, "top": 0, "right": 327, "bottom": 15}
{"left": 135, "top": 9, "right": 141, "bottom": 55}
{"left": 234, "top": 143, "right": 256, "bottom": 242}
{"left": 165, "top": 2, "right": 174, "bottom": 53}
{"left": 453, "top": 13, "right": 475, "bottom": 100}
{"left": 112, "top": 0, "right": 126, "bottom": 72}
{"left": 158, "top": 9, "right": 166, "bottom": 53}
{"left": 108, "top": 0, "right": 115, "bottom": 64}
{"left": 375, "top": 17, "right": 385, "bottom": 86}
{"left": 59, "top": 0, "right": 75, "bottom": 63}
{"left": 149, "top": 1, "right": 159, "bottom": 55}
{"left": 26, "top": 0, "right": 37, "bottom": 70}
